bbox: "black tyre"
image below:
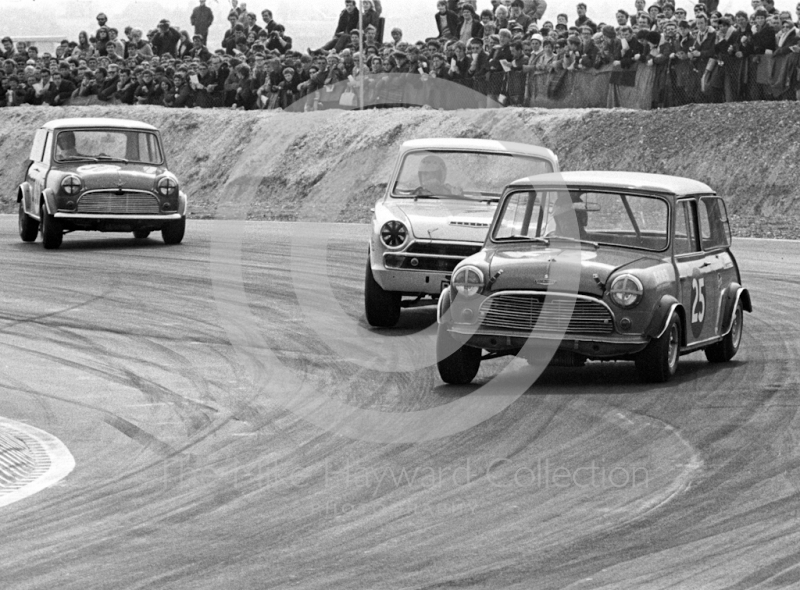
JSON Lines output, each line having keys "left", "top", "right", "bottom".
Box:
{"left": 436, "top": 323, "right": 481, "bottom": 385}
{"left": 705, "top": 301, "right": 743, "bottom": 363}
{"left": 40, "top": 204, "right": 63, "bottom": 250}
{"left": 635, "top": 313, "right": 681, "bottom": 383}
{"left": 162, "top": 217, "right": 185, "bottom": 245}
{"left": 133, "top": 229, "right": 151, "bottom": 239}
{"left": 19, "top": 202, "right": 38, "bottom": 242}
{"left": 364, "top": 258, "right": 401, "bottom": 327}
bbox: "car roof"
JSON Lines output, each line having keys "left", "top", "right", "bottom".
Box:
{"left": 507, "top": 171, "right": 714, "bottom": 196}
{"left": 41, "top": 118, "right": 159, "bottom": 132}
{"left": 400, "top": 138, "right": 557, "bottom": 159}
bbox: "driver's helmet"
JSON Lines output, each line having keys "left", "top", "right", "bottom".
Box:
{"left": 418, "top": 154, "right": 447, "bottom": 184}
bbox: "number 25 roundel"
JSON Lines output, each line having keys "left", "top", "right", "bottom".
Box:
{"left": 690, "top": 277, "right": 705, "bottom": 338}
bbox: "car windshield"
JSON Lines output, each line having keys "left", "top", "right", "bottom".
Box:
{"left": 53, "top": 129, "right": 163, "bottom": 164}
{"left": 493, "top": 189, "right": 670, "bottom": 251}
{"left": 392, "top": 150, "right": 553, "bottom": 200}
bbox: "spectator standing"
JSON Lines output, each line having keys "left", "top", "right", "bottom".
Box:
{"left": 575, "top": 3, "right": 597, "bottom": 33}
{"left": 176, "top": 31, "right": 193, "bottom": 59}
{"left": 458, "top": 5, "right": 484, "bottom": 45}
{"left": 510, "top": 1, "right": 533, "bottom": 33}
{"left": 189, "top": 35, "right": 212, "bottom": 61}
{"left": 523, "top": 0, "right": 548, "bottom": 22}
{"left": 191, "top": 0, "right": 214, "bottom": 45}
{"left": 152, "top": 20, "right": 182, "bottom": 57}
{"left": 261, "top": 10, "right": 279, "bottom": 34}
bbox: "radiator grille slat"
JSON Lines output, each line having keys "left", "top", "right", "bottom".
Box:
{"left": 77, "top": 193, "right": 160, "bottom": 215}
{"left": 479, "top": 294, "right": 614, "bottom": 335}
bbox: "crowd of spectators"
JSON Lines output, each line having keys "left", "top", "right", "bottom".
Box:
{"left": 1, "top": 0, "right": 799, "bottom": 111}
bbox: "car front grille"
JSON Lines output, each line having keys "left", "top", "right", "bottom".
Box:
{"left": 479, "top": 293, "right": 614, "bottom": 335}
{"left": 383, "top": 242, "right": 482, "bottom": 273}
{"left": 77, "top": 192, "right": 160, "bottom": 215}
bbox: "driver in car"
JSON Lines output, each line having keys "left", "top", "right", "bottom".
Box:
{"left": 413, "top": 154, "right": 463, "bottom": 196}
{"left": 546, "top": 193, "right": 588, "bottom": 238}
{"left": 56, "top": 131, "right": 85, "bottom": 159}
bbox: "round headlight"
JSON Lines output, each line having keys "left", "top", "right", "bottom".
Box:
{"left": 61, "top": 175, "right": 82, "bottom": 195}
{"left": 452, "top": 266, "right": 484, "bottom": 298}
{"left": 609, "top": 274, "right": 644, "bottom": 308}
{"left": 157, "top": 177, "right": 178, "bottom": 196}
{"left": 380, "top": 220, "right": 408, "bottom": 248}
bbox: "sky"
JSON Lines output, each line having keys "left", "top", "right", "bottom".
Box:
{"left": 6, "top": 0, "right": 773, "bottom": 53}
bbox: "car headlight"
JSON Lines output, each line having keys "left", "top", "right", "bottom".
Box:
{"left": 452, "top": 266, "right": 484, "bottom": 298}
{"left": 609, "top": 274, "right": 644, "bottom": 308}
{"left": 61, "top": 175, "right": 82, "bottom": 195}
{"left": 157, "top": 176, "right": 179, "bottom": 196}
{"left": 380, "top": 220, "right": 408, "bottom": 248}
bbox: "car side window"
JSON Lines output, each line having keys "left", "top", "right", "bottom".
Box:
{"left": 674, "top": 200, "right": 700, "bottom": 255}
{"left": 29, "top": 129, "right": 47, "bottom": 163}
{"left": 699, "top": 197, "right": 731, "bottom": 250}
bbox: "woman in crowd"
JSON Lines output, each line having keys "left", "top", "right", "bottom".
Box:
{"left": 73, "top": 31, "right": 94, "bottom": 58}
{"left": 175, "top": 31, "right": 193, "bottom": 60}
{"left": 94, "top": 27, "right": 111, "bottom": 56}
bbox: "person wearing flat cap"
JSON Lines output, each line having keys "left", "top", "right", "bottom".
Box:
{"left": 190, "top": 0, "right": 214, "bottom": 45}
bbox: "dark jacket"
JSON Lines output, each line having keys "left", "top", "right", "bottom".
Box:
{"left": 114, "top": 79, "right": 138, "bottom": 104}
{"left": 191, "top": 5, "right": 214, "bottom": 34}
{"left": 44, "top": 79, "right": 76, "bottom": 105}
{"left": 335, "top": 8, "right": 360, "bottom": 36}
{"left": 751, "top": 23, "right": 777, "bottom": 54}
{"left": 435, "top": 10, "right": 461, "bottom": 39}
{"left": 151, "top": 26, "right": 182, "bottom": 56}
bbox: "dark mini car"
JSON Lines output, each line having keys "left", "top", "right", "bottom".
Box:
{"left": 17, "top": 118, "right": 187, "bottom": 249}
{"left": 437, "top": 171, "right": 752, "bottom": 384}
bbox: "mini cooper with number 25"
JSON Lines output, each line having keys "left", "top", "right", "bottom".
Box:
{"left": 17, "top": 118, "right": 187, "bottom": 249}
{"left": 437, "top": 171, "right": 752, "bottom": 384}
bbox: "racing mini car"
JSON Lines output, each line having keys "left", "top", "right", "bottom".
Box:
{"left": 17, "top": 118, "right": 187, "bottom": 249}
{"left": 437, "top": 171, "right": 752, "bottom": 384}
{"left": 365, "top": 138, "right": 559, "bottom": 327}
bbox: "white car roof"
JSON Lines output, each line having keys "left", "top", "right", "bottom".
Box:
{"left": 400, "top": 138, "right": 557, "bottom": 160}
{"left": 508, "top": 171, "right": 714, "bottom": 196}
{"left": 42, "top": 118, "right": 159, "bottom": 132}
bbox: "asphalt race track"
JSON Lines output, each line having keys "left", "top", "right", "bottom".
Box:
{"left": 1, "top": 215, "right": 799, "bottom": 590}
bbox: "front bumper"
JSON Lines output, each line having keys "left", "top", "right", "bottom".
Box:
{"left": 371, "top": 239, "right": 482, "bottom": 295}
{"left": 446, "top": 325, "right": 650, "bottom": 358}
{"left": 54, "top": 213, "right": 183, "bottom": 220}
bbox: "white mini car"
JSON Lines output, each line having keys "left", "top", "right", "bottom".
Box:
{"left": 365, "top": 138, "right": 559, "bottom": 327}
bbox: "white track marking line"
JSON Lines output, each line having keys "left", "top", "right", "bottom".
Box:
{"left": 0, "top": 417, "right": 75, "bottom": 509}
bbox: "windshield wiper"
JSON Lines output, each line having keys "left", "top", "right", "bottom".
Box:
{"left": 96, "top": 155, "right": 129, "bottom": 163}
{"left": 494, "top": 235, "right": 550, "bottom": 244}
{"left": 59, "top": 156, "right": 99, "bottom": 162}
{"left": 547, "top": 235, "right": 599, "bottom": 248}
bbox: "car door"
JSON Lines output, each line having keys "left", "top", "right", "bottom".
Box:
{"left": 698, "top": 196, "right": 734, "bottom": 338}
{"left": 25, "top": 129, "right": 50, "bottom": 216}
{"left": 673, "top": 197, "right": 718, "bottom": 345}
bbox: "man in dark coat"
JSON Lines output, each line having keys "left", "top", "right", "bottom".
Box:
{"left": 151, "top": 20, "right": 182, "bottom": 56}
{"left": 435, "top": 0, "right": 461, "bottom": 40}
{"left": 190, "top": 0, "right": 214, "bottom": 45}
{"left": 43, "top": 71, "right": 75, "bottom": 105}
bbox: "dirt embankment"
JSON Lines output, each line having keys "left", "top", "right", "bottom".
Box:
{"left": 1, "top": 103, "right": 797, "bottom": 238}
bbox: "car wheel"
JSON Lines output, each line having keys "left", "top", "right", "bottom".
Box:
{"left": 364, "top": 258, "right": 401, "bottom": 327}
{"left": 436, "top": 323, "right": 481, "bottom": 385}
{"left": 133, "top": 230, "right": 151, "bottom": 239}
{"left": 635, "top": 313, "right": 681, "bottom": 383}
{"left": 19, "top": 202, "right": 38, "bottom": 242}
{"left": 705, "top": 301, "right": 743, "bottom": 363}
{"left": 161, "top": 217, "right": 185, "bottom": 245}
{"left": 40, "top": 204, "right": 63, "bottom": 250}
